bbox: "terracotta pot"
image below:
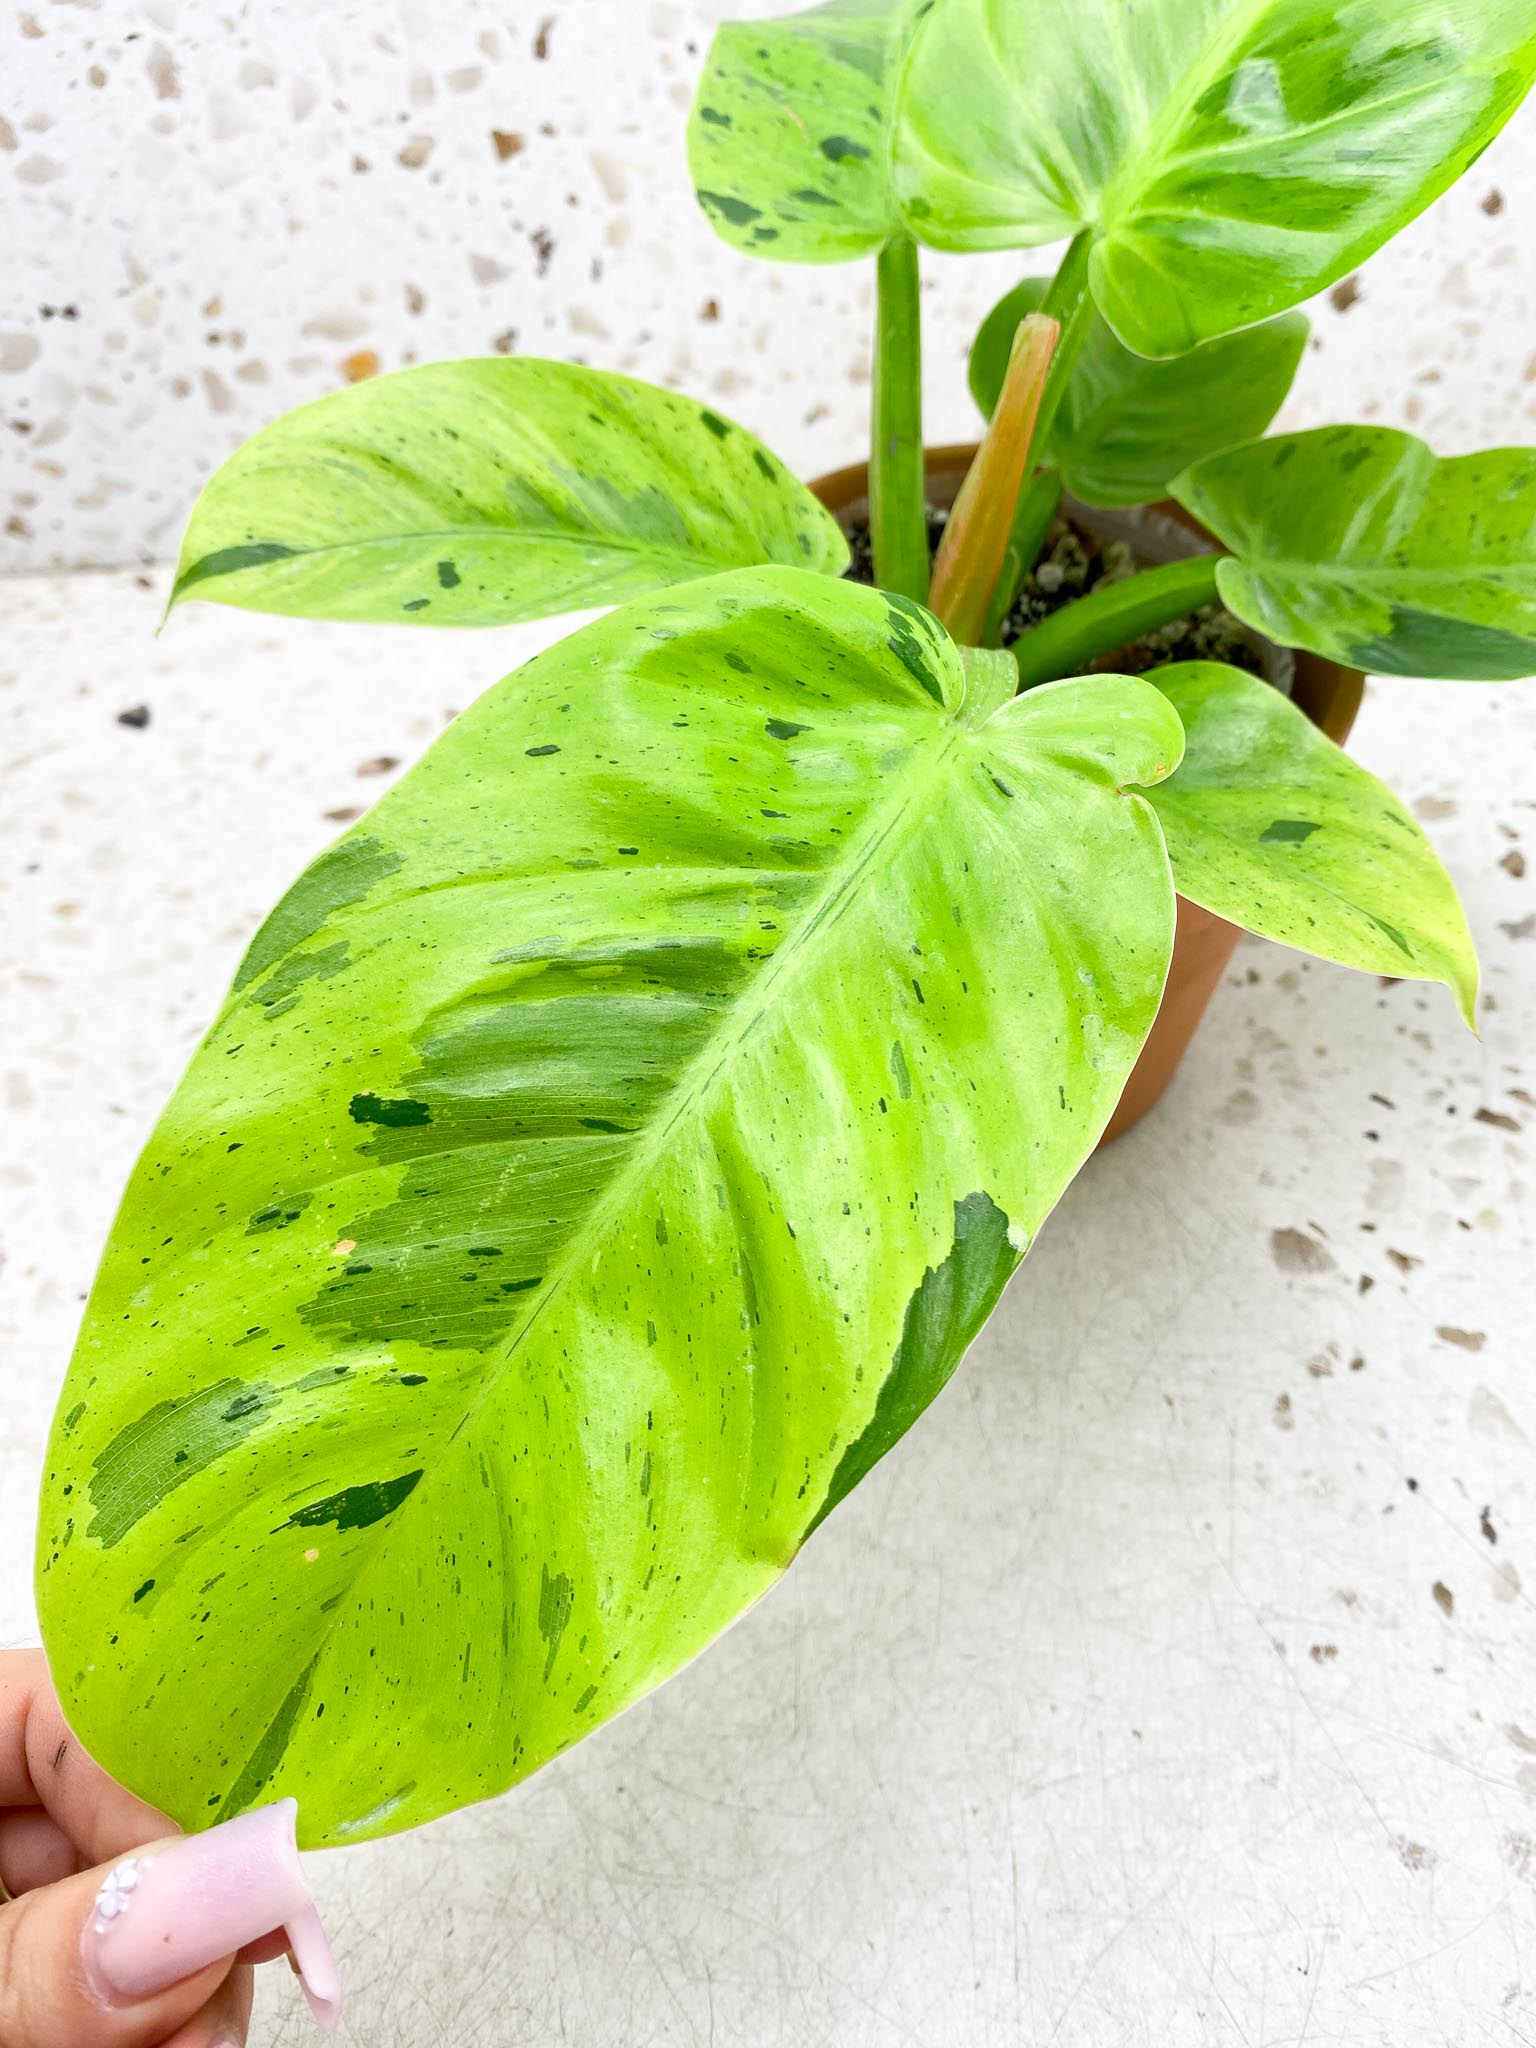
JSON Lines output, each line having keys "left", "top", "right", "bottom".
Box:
{"left": 808, "top": 444, "right": 1365, "bottom": 1144}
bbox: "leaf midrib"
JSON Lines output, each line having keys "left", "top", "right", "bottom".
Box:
{"left": 224, "top": 696, "right": 973, "bottom": 1810}
{"left": 1095, "top": 0, "right": 1279, "bottom": 235}
{"left": 180, "top": 522, "right": 776, "bottom": 586}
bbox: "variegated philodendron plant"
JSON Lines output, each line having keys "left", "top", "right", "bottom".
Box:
{"left": 40, "top": 0, "right": 1536, "bottom": 1847}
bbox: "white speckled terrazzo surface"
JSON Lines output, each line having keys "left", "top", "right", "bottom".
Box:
{"left": 5, "top": 5, "right": 1536, "bottom": 2044}
{"left": 4, "top": 2, "right": 1536, "bottom": 571}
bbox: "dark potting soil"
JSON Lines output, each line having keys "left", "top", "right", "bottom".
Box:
{"left": 843, "top": 507, "right": 1268, "bottom": 680}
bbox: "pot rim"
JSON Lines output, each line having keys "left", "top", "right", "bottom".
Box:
{"left": 806, "top": 443, "right": 1365, "bottom": 745}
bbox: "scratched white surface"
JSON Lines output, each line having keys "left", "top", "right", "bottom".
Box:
{"left": 6, "top": 1, "right": 1536, "bottom": 2041}
{"left": 3, "top": 567, "right": 1535, "bottom": 2046}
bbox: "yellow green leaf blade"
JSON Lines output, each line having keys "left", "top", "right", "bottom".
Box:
{"left": 1174, "top": 428, "right": 1536, "bottom": 680}
{"left": 38, "top": 571, "right": 1177, "bottom": 1846}
{"left": 894, "top": 0, "right": 1536, "bottom": 354}
{"left": 170, "top": 358, "right": 847, "bottom": 626}
{"left": 1137, "top": 660, "right": 1479, "bottom": 1025}
{"left": 687, "top": 0, "right": 926, "bottom": 262}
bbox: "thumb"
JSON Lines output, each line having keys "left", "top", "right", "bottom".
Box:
{"left": 0, "top": 1802, "right": 341, "bottom": 2048}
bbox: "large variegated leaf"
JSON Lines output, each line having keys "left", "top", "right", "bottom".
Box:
{"left": 38, "top": 570, "right": 1181, "bottom": 1847}
{"left": 170, "top": 359, "right": 847, "bottom": 625}
{"left": 687, "top": 0, "right": 926, "bottom": 261}
{"left": 894, "top": 0, "right": 1536, "bottom": 354}
{"left": 969, "top": 279, "right": 1306, "bottom": 506}
{"left": 1173, "top": 428, "right": 1536, "bottom": 680}
{"left": 1138, "top": 661, "right": 1477, "bottom": 1022}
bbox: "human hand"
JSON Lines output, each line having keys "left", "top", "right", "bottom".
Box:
{"left": 0, "top": 1651, "right": 340, "bottom": 2047}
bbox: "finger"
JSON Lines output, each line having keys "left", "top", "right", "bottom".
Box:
{"left": 0, "top": 1804, "right": 341, "bottom": 2047}
{"left": 234, "top": 1931, "right": 290, "bottom": 1967}
{"left": 0, "top": 1847, "right": 229, "bottom": 2048}
{"left": 160, "top": 1963, "right": 255, "bottom": 2048}
{"left": 0, "top": 1810, "right": 80, "bottom": 1896}
{"left": 0, "top": 1654, "right": 170, "bottom": 1867}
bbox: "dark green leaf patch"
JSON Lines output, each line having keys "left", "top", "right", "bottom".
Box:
{"left": 805, "top": 1193, "right": 1019, "bottom": 1539}
{"left": 349, "top": 1093, "right": 433, "bottom": 1128}
{"left": 1259, "top": 819, "right": 1321, "bottom": 844}
{"left": 172, "top": 540, "right": 298, "bottom": 599}
{"left": 279, "top": 1470, "right": 424, "bottom": 1534}
{"left": 233, "top": 837, "right": 401, "bottom": 994}
{"left": 88, "top": 1379, "right": 279, "bottom": 1549}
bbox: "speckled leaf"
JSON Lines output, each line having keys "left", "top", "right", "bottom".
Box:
{"left": 1173, "top": 428, "right": 1536, "bottom": 680}
{"left": 1138, "top": 661, "right": 1477, "bottom": 1021}
{"left": 170, "top": 359, "right": 847, "bottom": 625}
{"left": 894, "top": 0, "right": 1536, "bottom": 354}
{"left": 969, "top": 281, "right": 1306, "bottom": 508}
{"left": 38, "top": 570, "right": 1181, "bottom": 1847}
{"left": 687, "top": 0, "right": 928, "bottom": 262}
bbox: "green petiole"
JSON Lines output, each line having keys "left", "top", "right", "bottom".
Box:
{"left": 1009, "top": 553, "right": 1223, "bottom": 689}
{"left": 985, "top": 231, "right": 1096, "bottom": 635}
{"left": 870, "top": 234, "right": 929, "bottom": 603}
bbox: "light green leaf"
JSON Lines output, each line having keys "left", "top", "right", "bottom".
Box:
{"left": 894, "top": 0, "right": 1536, "bottom": 354}
{"left": 1173, "top": 427, "right": 1536, "bottom": 680}
{"left": 170, "top": 359, "right": 847, "bottom": 625}
{"left": 687, "top": 0, "right": 928, "bottom": 262}
{"left": 970, "top": 280, "right": 1307, "bottom": 506}
{"left": 38, "top": 570, "right": 1180, "bottom": 1847}
{"left": 1137, "top": 660, "right": 1477, "bottom": 1022}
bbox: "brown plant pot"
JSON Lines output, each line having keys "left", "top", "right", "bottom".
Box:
{"left": 808, "top": 444, "right": 1366, "bottom": 1145}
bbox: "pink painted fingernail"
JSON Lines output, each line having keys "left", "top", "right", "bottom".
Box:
{"left": 82, "top": 1799, "right": 341, "bottom": 2030}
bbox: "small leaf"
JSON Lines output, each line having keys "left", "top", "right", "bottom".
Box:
{"left": 1136, "top": 660, "right": 1478, "bottom": 1023}
{"left": 40, "top": 570, "right": 1179, "bottom": 1846}
{"left": 970, "top": 281, "right": 1307, "bottom": 507}
{"left": 894, "top": 0, "right": 1536, "bottom": 353}
{"left": 1175, "top": 427, "right": 1536, "bottom": 680}
{"left": 687, "top": 0, "right": 926, "bottom": 262}
{"left": 171, "top": 359, "right": 847, "bottom": 626}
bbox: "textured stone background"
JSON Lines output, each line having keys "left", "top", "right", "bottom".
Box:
{"left": 5, "top": 8, "right": 1536, "bottom": 2046}
{"left": 2, "top": 0, "right": 1535, "bottom": 572}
